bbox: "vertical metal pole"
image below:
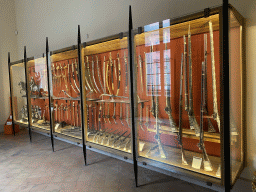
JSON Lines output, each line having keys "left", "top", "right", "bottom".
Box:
{"left": 77, "top": 25, "right": 87, "bottom": 165}
{"left": 24, "top": 46, "right": 32, "bottom": 142}
{"left": 128, "top": 5, "right": 139, "bottom": 187}
{"left": 222, "top": 0, "right": 230, "bottom": 191}
{"left": 8, "top": 52, "right": 16, "bottom": 136}
{"left": 46, "top": 37, "right": 55, "bottom": 152}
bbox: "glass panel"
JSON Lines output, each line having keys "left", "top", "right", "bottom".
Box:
{"left": 229, "top": 10, "right": 243, "bottom": 184}
{"left": 26, "top": 55, "right": 51, "bottom": 133}
{"left": 82, "top": 36, "right": 131, "bottom": 154}
{"left": 10, "top": 62, "right": 28, "bottom": 125}
{"left": 134, "top": 14, "right": 221, "bottom": 179}
{"left": 50, "top": 48, "right": 82, "bottom": 140}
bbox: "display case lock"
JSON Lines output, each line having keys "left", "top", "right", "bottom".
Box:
{"left": 142, "top": 162, "right": 147, "bottom": 166}
{"left": 77, "top": 142, "right": 80, "bottom": 145}
{"left": 206, "top": 182, "right": 212, "bottom": 186}
{"left": 88, "top": 145, "right": 92, "bottom": 148}
{"left": 124, "top": 156, "right": 128, "bottom": 160}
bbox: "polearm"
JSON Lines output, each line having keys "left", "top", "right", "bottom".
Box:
{"left": 198, "top": 61, "right": 213, "bottom": 172}
{"left": 209, "top": 21, "right": 220, "bottom": 132}
{"left": 178, "top": 53, "right": 188, "bottom": 165}
{"left": 188, "top": 25, "right": 200, "bottom": 137}
{"left": 203, "top": 33, "right": 215, "bottom": 133}
{"left": 164, "top": 32, "right": 178, "bottom": 133}
{"left": 91, "top": 56, "right": 100, "bottom": 93}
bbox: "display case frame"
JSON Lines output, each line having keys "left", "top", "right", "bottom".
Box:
{"left": 130, "top": 3, "right": 245, "bottom": 190}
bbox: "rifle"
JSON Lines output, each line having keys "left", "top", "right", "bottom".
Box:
{"left": 209, "top": 21, "right": 220, "bottom": 132}
{"left": 177, "top": 53, "right": 188, "bottom": 165}
{"left": 183, "top": 36, "right": 189, "bottom": 112}
{"left": 188, "top": 25, "right": 200, "bottom": 137}
{"left": 203, "top": 34, "right": 216, "bottom": 133}
{"left": 198, "top": 61, "right": 213, "bottom": 172}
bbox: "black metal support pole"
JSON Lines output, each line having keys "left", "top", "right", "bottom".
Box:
{"left": 128, "top": 5, "right": 138, "bottom": 188}
{"left": 222, "top": 0, "right": 230, "bottom": 191}
{"left": 24, "top": 46, "right": 32, "bottom": 142}
{"left": 46, "top": 37, "right": 55, "bottom": 152}
{"left": 77, "top": 25, "right": 87, "bottom": 165}
{"left": 8, "top": 52, "right": 16, "bottom": 136}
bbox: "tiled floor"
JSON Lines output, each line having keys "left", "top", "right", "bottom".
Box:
{"left": 0, "top": 129, "right": 222, "bottom": 191}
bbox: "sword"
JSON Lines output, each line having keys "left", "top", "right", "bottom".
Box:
{"left": 111, "top": 131, "right": 128, "bottom": 147}
{"left": 116, "top": 53, "right": 121, "bottom": 96}
{"left": 116, "top": 133, "right": 131, "bottom": 148}
{"left": 112, "top": 103, "right": 117, "bottom": 124}
{"left": 139, "top": 102, "right": 145, "bottom": 131}
{"left": 96, "top": 56, "right": 104, "bottom": 93}
{"left": 62, "top": 63, "right": 70, "bottom": 92}
{"left": 119, "top": 103, "right": 124, "bottom": 126}
{"left": 91, "top": 56, "right": 100, "bottom": 93}
{"left": 86, "top": 56, "right": 97, "bottom": 93}
{"left": 109, "top": 52, "right": 114, "bottom": 93}
{"left": 68, "top": 60, "right": 79, "bottom": 94}
{"left": 72, "top": 60, "right": 80, "bottom": 93}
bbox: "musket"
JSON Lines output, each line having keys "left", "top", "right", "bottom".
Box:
{"left": 86, "top": 56, "right": 97, "bottom": 93}
{"left": 177, "top": 53, "right": 188, "bottom": 165}
{"left": 106, "top": 103, "right": 111, "bottom": 124}
{"left": 203, "top": 33, "right": 215, "bottom": 133}
{"left": 198, "top": 61, "right": 213, "bottom": 172}
{"left": 94, "top": 105, "right": 97, "bottom": 131}
{"left": 99, "top": 103, "right": 102, "bottom": 130}
{"left": 68, "top": 60, "right": 79, "bottom": 94}
{"left": 124, "top": 52, "right": 128, "bottom": 94}
{"left": 209, "top": 21, "right": 220, "bottom": 132}
{"left": 112, "top": 103, "right": 117, "bottom": 124}
{"left": 91, "top": 104, "right": 95, "bottom": 131}
{"left": 116, "top": 53, "right": 121, "bottom": 96}
{"left": 138, "top": 55, "right": 144, "bottom": 93}
{"left": 91, "top": 56, "right": 100, "bottom": 93}
{"left": 96, "top": 56, "right": 104, "bottom": 93}
{"left": 183, "top": 36, "right": 189, "bottom": 112}
{"left": 144, "top": 105, "right": 150, "bottom": 129}
{"left": 72, "top": 59, "right": 80, "bottom": 93}
{"left": 139, "top": 103, "right": 145, "bottom": 131}
{"left": 164, "top": 36, "right": 178, "bottom": 133}
{"left": 102, "top": 103, "right": 107, "bottom": 124}
{"left": 119, "top": 103, "right": 124, "bottom": 126}
{"left": 147, "top": 43, "right": 166, "bottom": 159}
{"left": 188, "top": 25, "right": 200, "bottom": 137}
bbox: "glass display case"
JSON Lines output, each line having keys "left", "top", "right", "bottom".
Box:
{"left": 49, "top": 46, "right": 83, "bottom": 142}
{"left": 81, "top": 34, "right": 134, "bottom": 158}
{"left": 26, "top": 55, "right": 51, "bottom": 134}
{"left": 9, "top": 59, "right": 29, "bottom": 127}
{"left": 132, "top": 4, "right": 244, "bottom": 188}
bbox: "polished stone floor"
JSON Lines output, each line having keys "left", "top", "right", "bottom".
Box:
{"left": 0, "top": 129, "right": 250, "bottom": 192}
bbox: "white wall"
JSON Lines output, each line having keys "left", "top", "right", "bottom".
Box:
{"left": 0, "top": 0, "right": 18, "bottom": 131}
{"left": 6, "top": 0, "right": 256, "bottom": 176}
